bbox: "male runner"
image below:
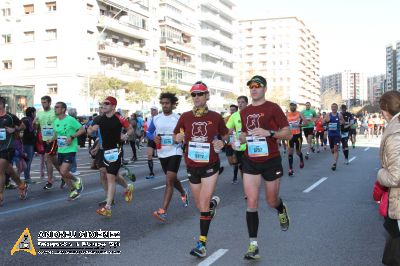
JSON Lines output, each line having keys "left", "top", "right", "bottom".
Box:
{"left": 349, "top": 115, "right": 358, "bottom": 148}
{"left": 239, "top": 75, "right": 292, "bottom": 260}
{"left": 301, "top": 102, "right": 317, "bottom": 159}
{"left": 145, "top": 106, "right": 159, "bottom": 179}
{"left": 325, "top": 103, "right": 345, "bottom": 171}
{"left": 286, "top": 101, "right": 305, "bottom": 176}
{"left": 148, "top": 92, "right": 189, "bottom": 222}
{"left": 340, "top": 105, "right": 354, "bottom": 164}
{"left": 315, "top": 113, "right": 325, "bottom": 152}
{"left": 174, "top": 81, "right": 228, "bottom": 258}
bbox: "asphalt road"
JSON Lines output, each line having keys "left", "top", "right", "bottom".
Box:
{"left": 0, "top": 136, "right": 388, "bottom": 266}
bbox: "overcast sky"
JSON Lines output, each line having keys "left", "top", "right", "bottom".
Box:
{"left": 236, "top": 0, "right": 399, "bottom": 76}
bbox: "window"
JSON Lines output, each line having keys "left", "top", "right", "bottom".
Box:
{"left": 24, "top": 31, "right": 35, "bottom": 42}
{"left": 46, "top": 2, "right": 56, "bottom": 12}
{"left": 24, "top": 4, "right": 34, "bottom": 15}
{"left": 1, "top": 34, "right": 11, "bottom": 44}
{"left": 87, "top": 3, "right": 93, "bottom": 10}
{"left": 3, "top": 60, "right": 12, "bottom": 69}
{"left": 45, "top": 29, "right": 57, "bottom": 40}
{"left": 46, "top": 56, "right": 57, "bottom": 67}
{"left": 47, "top": 84, "right": 58, "bottom": 94}
{"left": 1, "top": 8, "right": 11, "bottom": 16}
{"left": 24, "top": 58, "right": 35, "bottom": 69}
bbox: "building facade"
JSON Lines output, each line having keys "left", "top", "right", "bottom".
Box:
{"left": 367, "top": 74, "right": 385, "bottom": 105}
{"left": 341, "top": 70, "right": 368, "bottom": 106}
{"left": 386, "top": 43, "right": 398, "bottom": 92}
{"left": 320, "top": 73, "right": 342, "bottom": 94}
{"left": 238, "top": 17, "right": 320, "bottom": 107}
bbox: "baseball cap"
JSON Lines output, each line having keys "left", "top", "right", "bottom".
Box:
{"left": 246, "top": 75, "right": 267, "bottom": 87}
{"left": 190, "top": 82, "right": 208, "bottom": 93}
{"left": 150, "top": 106, "right": 158, "bottom": 110}
{"left": 290, "top": 101, "right": 297, "bottom": 105}
{"left": 104, "top": 96, "right": 117, "bottom": 106}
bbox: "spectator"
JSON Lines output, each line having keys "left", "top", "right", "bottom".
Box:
{"left": 21, "top": 107, "right": 36, "bottom": 184}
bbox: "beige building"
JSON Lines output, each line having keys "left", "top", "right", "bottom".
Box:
{"left": 239, "top": 17, "right": 320, "bottom": 107}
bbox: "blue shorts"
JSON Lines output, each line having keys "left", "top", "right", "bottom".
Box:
{"left": 58, "top": 152, "right": 76, "bottom": 165}
{"left": 328, "top": 136, "right": 341, "bottom": 149}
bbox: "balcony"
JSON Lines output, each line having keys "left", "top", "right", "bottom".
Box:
{"left": 98, "top": 41, "right": 149, "bottom": 63}
{"left": 200, "top": 61, "right": 234, "bottom": 76}
{"left": 160, "top": 58, "right": 196, "bottom": 74}
{"left": 208, "top": 1, "right": 234, "bottom": 19}
{"left": 201, "top": 78, "right": 234, "bottom": 92}
{"left": 160, "top": 37, "right": 195, "bottom": 55}
{"left": 98, "top": 15, "right": 150, "bottom": 40}
{"left": 100, "top": 64, "right": 153, "bottom": 84}
{"left": 160, "top": 13, "right": 195, "bottom": 36}
{"left": 200, "top": 45, "right": 234, "bottom": 61}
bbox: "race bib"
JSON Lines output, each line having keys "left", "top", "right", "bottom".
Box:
{"left": 188, "top": 141, "right": 210, "bottom": 163}
{"left": 0, "top": 128, "right": 6, "bottom": 140}
{"left": 328, "top": 123, "right": 338, "bottom": 131}
{"left": 57, "top": 136, "right": 67, "bottom": 147}
{"left": 341, "top": 132, "right": 349, "bottom": 138}
{"left": 229, "top": 134, "right": 234, "bottom": 145}
{"left": 247, "top": 136, "right": 268, "bottom": 157}
{"left": 104, "top": 148, "right": 119, "bottom": 162}
{"left": 160, "top": 134, "right": 173, "bottom": 146}
{"left": 289, "top": 121, "right": 300, "bottom": 130}
{"left": 42, "top": 127, "right": 54, "bottom": 137}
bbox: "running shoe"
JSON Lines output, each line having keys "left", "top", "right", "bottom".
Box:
{"left": 232, "top": 179, "right": 239, "bottom": 184}
{"left": 311, "top": 146, "right": 315, "bottom": 153}
{"left": 24, "top": 179, "right": 35, "bottom": 184}
{"left": 352, "top": 144, "right": 355, "bottom": 149}
{"left": 98, "top": 199, "right": 115, "bottom": 207}
{"left": 300, "top": 160, "right": 304, "bottom": 169}
{"left": 43, "top": 181, "right": 53, "bottom": 190}
{"left": 181, "top": 189, "right": 189, "bottom": 207}
{"left": 218, "top": 167, "right": 224, "bottom": 175}
{"left": 6, "top": 183, "right": 17, "bottom": 189}
{"left": 244, "top": 243, "right": 260, "bottom": 260}
{"left": 74, "top": 177, "right": 83, "bottom": 193}
{"left": 344, "top": 159, "right": 349, "bottom": 165}
{"left": 305, "top": 153, "right": 309, "bottom": 160}
{"left": 210, "top": 196, "right": 220, "bottom": 219}
{"left": 68, "top": 190, "right": 80, "bottom": 201}
{"left": 288, "top": 169, "right": 294, "bottom": 177}
{"left": 18, "top": 182, "right": 29, "bottom": 200}
{"left": 278, "top": 203, "right": 290, "bottom": 231}
{"left": 124, "top": 184, "right": 134, "bottom": 202}
{"left": 60, "top": 179, "right": 66, "bottom": 189}
{"left": 96, "top": 206, "right": 111, "bottom": 217}
{"left": 70, "top": 171, "right": 80, "bottom": 176}
{"left": 153, "top": 208, "right": 167, "bottom": 222}
{"left": 331, "top": 163, "right": 337, "bottom": 171}
{"left": 190, "top": 241, "right": 207, "bottom": 258}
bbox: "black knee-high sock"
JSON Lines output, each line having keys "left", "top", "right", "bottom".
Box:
{"left": 148, "top": 160, "right": 154, "bottom": 175}
{"left": 246, "top": 210, "right": 259, "bottom": 238}
{"left": 275, "top": 198, "right": 284, "bottom": 213}
{"left": 200, "top": 212, "right": 211, "bottom": 245}
{"left": 233, "top": 165, "right": 238, "bottom": 179}
{"left": 288, "top": 155, "right": 293, "bottom": 168}
{"left": 344, "top": 149, "right": 349, "bottom": 159}
{"left": 298, "top": 152, "right": 304, "bottom": 161}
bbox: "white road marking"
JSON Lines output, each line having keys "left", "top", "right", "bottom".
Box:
{"left": 152, "top": 179, "right": 189, "bottom": 190}
{"left": 303, "top": 177, "right": 328, "bottom": 193}
{"left": 364, "top": 147, "right": 370, "bottom": 151}
{"left": 349, "top": 156, "right": 356, "bottom": 163}
{"left": 197, "top": 249, "right": 229, "bottom": 266}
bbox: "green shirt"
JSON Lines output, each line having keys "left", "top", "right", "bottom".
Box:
{"left": 301, "top": 109, "right": 317, "bottom": 128}
{"left": 36, "top": 108, "right": 57, "bottom": 141}
{"left": 226, "top": 111, "right": 246, "bottom": 151}
{"left": 53, "top": 115, "right": 82, "bottom": 154}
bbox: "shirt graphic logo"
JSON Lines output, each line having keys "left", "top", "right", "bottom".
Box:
{"left": 191, "top": 122, "right": 208, "bottom": 142}
{"left": 246, "top": 114, "right": 261, "bottom": 131}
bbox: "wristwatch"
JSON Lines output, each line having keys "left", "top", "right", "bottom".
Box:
{"left": 269, "top": 130, "right": 275, "bottom": 138}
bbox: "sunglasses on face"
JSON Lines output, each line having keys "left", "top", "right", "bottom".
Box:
{"left": 249, "top": 83, "right": 261, "bottom": 89}
{"left": 54, "top": 106, "right": 61, "bottom": 109}
{"left": 191, "top": 92, "right": 205, "bottom": 97}
{"left": 102, "top": 101, "right": 111, "bottom": 105}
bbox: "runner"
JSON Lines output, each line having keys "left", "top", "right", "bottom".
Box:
{"left": 238, "top": 75, "right": 291, "bottom": 260}
{"left": 322, "top": 112, "right": 328, "bottom": 148}
{"left": 286, "top": 101, "right": 305, "bottom": 176}
{"left": 0, "top": 96, "right": 29, "bottom": 205}
{"left": 88, "top": 96, "right": 134, "bottom": 217}
{"left": 226, "top": 96, "right": 248, "bottom": 184}
{"left": 148, "top": 92, "right": 188, "bottom": 222}
{"left": 325, "top": 103, "right": 345, "bottom": 171}
{"left": 349, "top": 115, "right": 358, "bottom": 148}
{"left": 34, "top": 96, "right": 59, "bottom": 189}
{"left": 315, "top": 112, "right": 325, "bottom": 152}
{"left": 173, "top": 81, "right": 228, "bottom": 258}
{"left": 51, "top": 102, "right": 85, "bottom": 200}
{"left": 340, "top": 105, "right": 354, "bottom": 165}
{"left": 145, "top": 106, "right": 158, "bottom": 179}
{"left": 301, "top": 102, "right": 317, "bottom": 159}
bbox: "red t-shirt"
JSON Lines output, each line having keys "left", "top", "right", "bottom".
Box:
{"left": 240, "top": 101, "right": 289, "bottom": 162}
{"left": 315, "top": 118, "right": 325, "bottom": 132}
{"left": 173, "top": 110, "right": 228, "bottom": 168}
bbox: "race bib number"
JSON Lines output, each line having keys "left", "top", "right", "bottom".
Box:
{"left": 229, "top": 134, "right": 234, "bottom": 145}
{"left": 42, "top": 127, "right": 54, "bottom": 137}
{"left": 247, "top": 136, "right": 268, "bottom": 157}
{"left": 289, "top": 121, "right": 300, "bottom": 130}
{"left": 160, "top": 134, "right": 173, "bottom": 146}
{"left": 341, "top": 132, "right": 349, "bottom": 138}
{"left": 104, "top": 148, "right": 119, "bottom": 162}
{"left": 57, "top": 136, "right": 67, "bottom": 147}
{"left": 0, "top": 128, "right": 5, "bottom": 140}
{"left": 328, "top": 123, "right": 337, "bottom": 131}
{"left": 188, "top": 141, "right": 210, "bottom": 163}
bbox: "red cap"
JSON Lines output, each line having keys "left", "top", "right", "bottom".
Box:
{"left": 190, "top": 83, "right": 208, "bottom": 93}
{"left": 104, "top": 96, "right": 117, "bottom": 106}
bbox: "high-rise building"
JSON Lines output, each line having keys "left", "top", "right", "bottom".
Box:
{"left": 320, "top": 73, "right": 342, "bottom": 94}
{"left": 0, "top": 0, "right": 159, "bottom": 114}
{"left": 386, "top": 42, "right": 398, "bottom": 91}
{"left": 239, "top": 17, "right": 320, "bottom": 107}
{"left": 341, "top": 70, "right": 368, "bottom": 106}
{"left": 367, "top": 74, "right": 385, "bottom": 105}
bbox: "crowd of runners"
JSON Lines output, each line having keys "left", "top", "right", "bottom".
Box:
{"left": 0, "top": 74, "right": 376, "bottom": 260}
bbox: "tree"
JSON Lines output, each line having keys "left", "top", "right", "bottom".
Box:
{"left": 320, "top": 89, "right": 343, "bottom": 110}
{"left": 266, "top": 87, "right": 290, "bottom": 109}
{"left": 89, "top": 75, "right": 123, "bottom": 101}
{"left": 223, "top": 91, "right": 238, "bottom": 103}
{"left": 161, "top": 85, "right": 190, "bottom": 98}
{"left": 125, "top": 80, "right": 156, "bottom": 109}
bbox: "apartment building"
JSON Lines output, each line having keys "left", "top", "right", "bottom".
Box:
{"left": 239, "top": 17, "right": 320, "bottom": 107}
{"left": 341, "top": 70, "right": 368, "bottom": 106}
{"left": 367, "top": 74, "right": 385, "bottom": 105}
{"left": 385, "top": 42, "right": 399, "bottom": 92}
{"left": 320, "top": 73, "right": 342, "bottom": 94}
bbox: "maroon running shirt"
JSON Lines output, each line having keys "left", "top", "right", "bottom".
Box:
{"left": 240, "top": 101, "right": 289, "bottom": 162}
{"left": 174, "top": 110, "right": 228, "bottom": 168}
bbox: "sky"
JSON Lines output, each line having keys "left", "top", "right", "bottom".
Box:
{"left": 236, "top": 0, "right": 400, "bottom": 76}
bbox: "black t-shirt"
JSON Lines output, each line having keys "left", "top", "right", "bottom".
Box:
{"left": 341, "top": 112, "right": 353, "bottom": 132}
{"left": 0, "top": 112, "right": 21, "bottom": 151}
{"left": 93, "top": 114, "right": 129, "bottom": 150}
{"left": 21, "top": 117, "right": 36, "bottom": 145}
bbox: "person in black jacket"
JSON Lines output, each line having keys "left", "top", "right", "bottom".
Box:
{"left": 21, "top": 107, "right": 36, "bottom": 184}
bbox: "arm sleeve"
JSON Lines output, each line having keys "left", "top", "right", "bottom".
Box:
{"left": 146, "top": 119, "right": 156, "bottom": 140}
{"left": 240, "top": 112, "right": 247, "bottom": 133}
{"left": 377, "top": 134, "right": 400, "bottom": 188}
{"left": 72, "top": 117, "right": 83, "bottom": 132}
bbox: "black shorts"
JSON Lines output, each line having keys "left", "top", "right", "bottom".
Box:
{"left": 225, "top": 145, "right": 234, "bottom": 157}
{"left": 303, "top": 128, "right": 314, "bottom": 138}
{"left": 159, "top": 155, "right": 182, "bottom": 174}
{"left": 43, "top": 140, "right": 58, "bottom": 155}
{"left": 328, "top": 135, "right": 341, "bottom": 149}
{"left": 0, "top": 148, "right": 15, "bottom": 163}
{"left": 349, "top": 129, "right": 357, "bottom": 136}
{"left": 289, "top": 134, "right": 302, "bottom": 151}
{"left": 187, "top": 161, "right": 220, "bottom": 185}
{"left": 95, "top": 149, "right": 106, "bottom": 169}
{"left": 235, "top": 150, "right": 245, "bottom": 169}
{"left": 102, "top": 149, "right": 122, "bottom": 176}
{"left": 316, "top": 131, "right": 324, "bottom": 140}
{"left": 242, "top": 156, "right": 283, "bottom": 182}
{"left": 147, "top": 139, "right": 156, "bottom": 149}
{"left": 57, "top": 152, "right": 76, "bottom": 165}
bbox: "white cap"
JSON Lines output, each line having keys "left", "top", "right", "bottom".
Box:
{"left": 290, "top": 101, "right": 297, "bottom": 105}
{"left": 150, "top": 106, "right": 158, "bottom": 110}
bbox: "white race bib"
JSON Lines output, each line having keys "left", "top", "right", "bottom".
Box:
{"left": 247, "top": 136, "right": 268, "bottom": 157}
{"left": 328, "top": 123, "right": 338, "bottom": 131}
{"left": 160, "top": 134, "right": 173, "bottom": 146}
{"left": 42, "top": 127, "right": 54, "bottom": 137}
{"left": 104, "top": 148, "right": 119, "bottom": 162}
{"left": 341, "top": 132, "right": 349, "bottom": 138}
{"left": 188, "top": 141, "right": 210, "bottom": 163}
{"left": 57, "top": 136, "right": 67, "bottom": 147}
{"left": 0, "top": 128, "right": 5, "bottom": 141}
